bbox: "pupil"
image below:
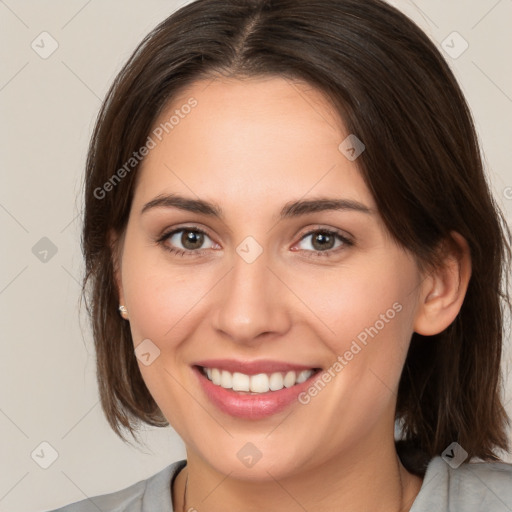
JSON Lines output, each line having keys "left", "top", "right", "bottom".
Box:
{"left": 182, "top": 231, "right": 203, "bottom": 249}
{"left": 313, "top": 232, "right": 334, "bottom": 251}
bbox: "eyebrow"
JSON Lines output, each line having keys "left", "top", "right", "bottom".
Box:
{"left": 140, "top": 193, "right": 374, "bottom": 219}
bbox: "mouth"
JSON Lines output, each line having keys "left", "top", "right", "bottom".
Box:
{"left": 192, "top": 360, "right": 323, "bottom": 419}
{"left": 198, "top": 366, "right": 320, "bottom": 394}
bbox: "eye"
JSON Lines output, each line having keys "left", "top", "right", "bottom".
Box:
{"left": 156, "top": 226, "right": 353, "bottom": 259}
{"left": 157, "top": 226, "right": 217, "bottom": 257}
{"left": 294, "top": 228, "right": 353, "bottom": 257}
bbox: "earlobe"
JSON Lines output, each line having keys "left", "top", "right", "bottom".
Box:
{"left": 413, "top": 231, "right": 472, "bottom": 336}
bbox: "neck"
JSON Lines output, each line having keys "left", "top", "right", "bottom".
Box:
{"left": 173, "top": 438, "right": 423, "bottom": 512}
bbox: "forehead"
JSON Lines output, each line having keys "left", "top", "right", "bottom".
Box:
{"left": 132, "top": 76, "right": 375, "bottom": 215}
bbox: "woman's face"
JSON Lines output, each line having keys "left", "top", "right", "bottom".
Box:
{"left": 115, "top": 76, "right": 426, "bottom": 480}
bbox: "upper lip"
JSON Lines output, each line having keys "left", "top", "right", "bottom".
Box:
{"left": 194, "top": 359, "right": 321, "bottom": 375}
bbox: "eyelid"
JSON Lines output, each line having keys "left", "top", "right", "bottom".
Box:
{"left": 157, "top": 222, "right": 212, "bottom": 238}
{"left": 156, "top": 225, "right": 215, "bottom": 249}
{"left": 295, "top": 224, "right": 353, "bottom": 244}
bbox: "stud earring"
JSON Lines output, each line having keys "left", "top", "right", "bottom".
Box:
{"left": 118, "top": 305, "right": 129, "bottom": 319}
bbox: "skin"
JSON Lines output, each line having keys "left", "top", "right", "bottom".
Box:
{"left": 112, "top": 75, "right": 471, "bottom": 512}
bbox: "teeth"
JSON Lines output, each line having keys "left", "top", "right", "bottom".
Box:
{"left": 211, "top": 368, "right": 221, "bottom": 385}
{"left": 296, "top": 369, "right": 311, "bottom": 384}
{"left": 221, "top": 370, "right": 232, "bottom": 389}
{"left": 232, "top": 372, "right": 250, "bottom": 391}
{"left": 202, "top": 367, "right": 315, "bottom": 393}
{"left": 269, "top": 372, "right": 283, "bottom": 391}
{"left": 251, "top": 373, "right": 270, "bottom": 393}
{"left": 283, "top": 371, "right": 296, "bottom": 388}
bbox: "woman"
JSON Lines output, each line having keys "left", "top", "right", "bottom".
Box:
{"left": 50, "top": 0, "right": 512, "bottom": 510}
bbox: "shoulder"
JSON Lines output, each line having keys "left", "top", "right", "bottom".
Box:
{"left": 44, "top": 459, "right": 187, "bottom": 512}
{"left": 412, "top": 456, "right": 512, "bottom": 511}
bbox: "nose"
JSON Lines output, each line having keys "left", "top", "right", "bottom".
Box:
{"left": 212, "top": 247, "right": 292, "bottom": 345}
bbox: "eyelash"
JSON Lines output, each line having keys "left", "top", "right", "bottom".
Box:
{"left": 156, "top": 225, "right": 354, "bottom": 259}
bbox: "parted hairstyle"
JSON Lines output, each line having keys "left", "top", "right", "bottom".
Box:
{"left": 81, "top": 0, "right": 511, "bottom": 475}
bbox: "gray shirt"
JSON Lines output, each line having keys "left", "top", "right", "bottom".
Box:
{"left": 46, "top": 456, "right": 512, "bottom": 511}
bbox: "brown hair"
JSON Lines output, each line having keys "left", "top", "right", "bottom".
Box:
{"left": 81, "top": 0, "right": 511, "bottom": 474}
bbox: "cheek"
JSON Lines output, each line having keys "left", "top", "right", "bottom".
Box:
{"left": 288, "top": 257, "right": 418, "bottom": 438}
{"left": 119, "top": 237, "right": 220, "bottom": 431}
{"left": 300, "top": 258, "right": 413, "bottom": 334}
{"left": 124, "top": 270, "right": 205, "bottom": 343}
{"left": 120, "top": 229, "right": 215, "bottom": 344}
{"left": 290, "top": 254, "right": 418, "bottom": 385}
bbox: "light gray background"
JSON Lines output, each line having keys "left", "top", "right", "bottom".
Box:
{"left": 1, "top": 1, "right": 511, "bottom": 511}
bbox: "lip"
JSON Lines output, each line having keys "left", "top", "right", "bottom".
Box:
{"left": 193, "top": 358, "right": 319, "bottom": 375}
{"left": 192, "top": 361, "right": 322, "bottom": 420}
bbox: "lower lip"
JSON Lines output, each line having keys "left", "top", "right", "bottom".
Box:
{"left": 193, "top": 366, "right": 320, "bottom": 420}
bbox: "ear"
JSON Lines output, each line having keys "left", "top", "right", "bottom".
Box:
{"left": 109, "top": 228, "right": 125, "bottom": 305}
{"left": 413, "top": 231, "right": 472, "bottom": 336}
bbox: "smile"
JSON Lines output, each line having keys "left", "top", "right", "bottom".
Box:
{"left": 200, "top": 367, "right": 317, "bottom": 393}
{"left": 192, "top": 360, "right": 323, "bottom": 419}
